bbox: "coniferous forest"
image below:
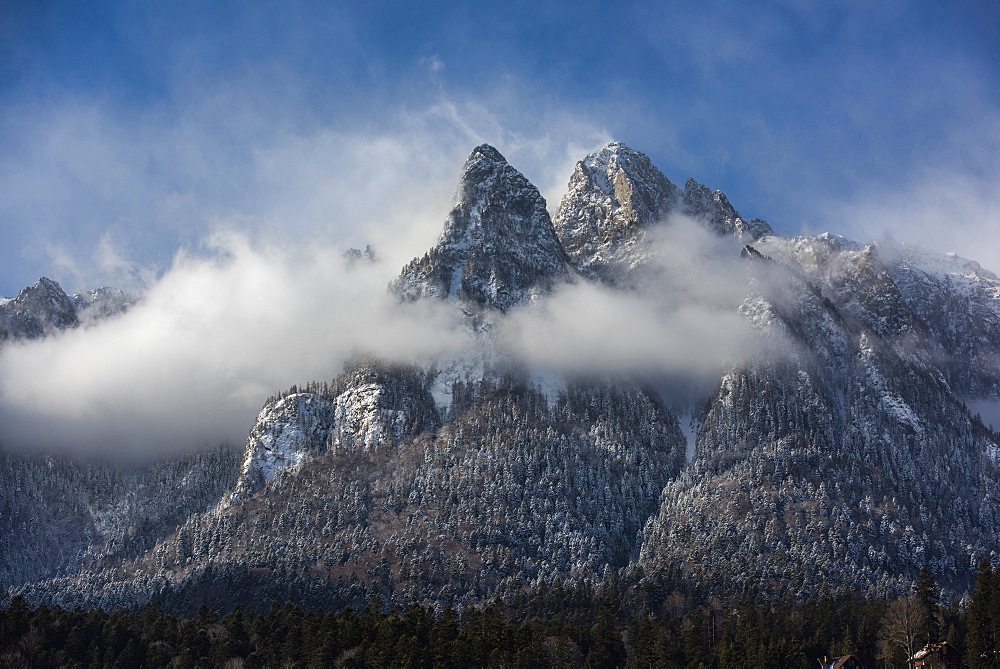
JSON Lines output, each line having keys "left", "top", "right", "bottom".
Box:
{"left": 1, "top": 563, "right": 997, "bottom": 668}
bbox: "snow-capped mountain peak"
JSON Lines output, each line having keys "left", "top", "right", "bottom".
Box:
{"left": 390, "top": 144, "right": 570, "bottom": 312}
{"left": 553, "top": 142, "right": 680, "bottom": 283}
{"left": 0, "top": 277, "right": 78, "bottom": 341}
{"left": 7, "top": 142, "right": 1000, "bottom": 616}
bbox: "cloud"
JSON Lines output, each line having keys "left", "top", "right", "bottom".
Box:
{"left": 47, "top": 233, "right": 158, "bottom": 294}
{"left": 0, "top": 181, "right": 773, "bottom": 461}
{"left": 499, "top": 216, "right": 760, "bottom": 389}
{"left": 0, "top": 62, "right": 613, "bottom": 298}
{"left": 0, "top": 232, "right": 469, "bottom": 458}
{"left": 828, "top": 136, "right": 1000, "bottom": 275}
{"left": 0, "top": 58, "right": 624, "bottom": 460}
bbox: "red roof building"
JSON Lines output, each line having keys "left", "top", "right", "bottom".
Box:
{"left": 911, "top": 641, "right": 966, "bottom": 668}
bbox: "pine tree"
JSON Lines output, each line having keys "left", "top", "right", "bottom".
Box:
{"left": 967, "top": 561, "right": 999, "bottom": 668}
{"left": 915, "top": 566, "right": 941, "bottom": 646}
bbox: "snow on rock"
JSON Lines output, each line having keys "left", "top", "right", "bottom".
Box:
{"left": 390, "top": 144, "right": 571, "bottom": 313}
{"left": 429, "top": 349, "right": 493, "bottom": 416}
{"left": 230, "top": 393, "right": 336, "bottom": 504}
{"left": 553, "top": 142, "right": 773, "bottom": 286}
{"left": 553, "top": 142, "right": 681, "bottom": 283}
{"left": 330, "top": 380, "right": 417, "bottom": 452}
{"left": 1, "top": 278, "right": 138, "bottom": 343}
{"left": 71, "top": 287, "right": 137, "bottom": 324}
{"left": 231, "top": 364, "right": 440, "bottom": 503}
{"left": 0, "top": 277, "right": 78, "bottom": 341}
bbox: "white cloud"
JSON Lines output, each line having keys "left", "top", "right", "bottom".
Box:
{"left": 831, "top": 167, "right": 1000, "bottom": 275}
{"left": 0, "top": 233, "right": 469, "bottom": 457}
{"left": 0, "top": 83, "right": 617, "bottom": 458}
{"left": 499, "top": 216, "right": 759, "bottom": 381}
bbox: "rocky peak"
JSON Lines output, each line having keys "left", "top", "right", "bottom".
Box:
{"left": 71, "top": 286, "right": 137, "bottom": 324}
{"left": 230, "top": 362, "right": 439, "bottom": 504}
{"left": 553, "top": 142, "right": 681, "bottom": 283}
{"left": 681, "top": 178, "right": 772, "bottom": 241}
{"left": 230, "top": 392, "right": 337, "bottom": 504}
{"left": 0, "top": 277, "right": 79, "bottom": 341}
{"left": 391, "top": 145, "right": 570, "bottom": 312}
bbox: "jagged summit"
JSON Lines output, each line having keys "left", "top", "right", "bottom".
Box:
{"left": 391, "top": 144, "right": 570, "bottom": 312}
{"left": 466, "top": 143, "right": 505, "bottom": 164}
{"left": 1, "top": 278, "right": 137, "bottom": 342}
{"left": 553, "top": 142, "right": 774, "bottom": 284}
{"left": 553, "top": 141, "right": 681, "bottom": 283}
{"left": 0, "top": 276, "right": 78, "bottom": 341}
{"left": 681, "top": 177, "right": 772, "bottom": 240}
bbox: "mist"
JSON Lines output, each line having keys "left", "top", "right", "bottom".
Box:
{"left": 0, "top": 233, "right": 469, "bottom": 458}
{"left": 499, "top": 216, "right": 762, "bottom": 402}
{"left": 0, "top": 207, "right": 781, "bottom": 460}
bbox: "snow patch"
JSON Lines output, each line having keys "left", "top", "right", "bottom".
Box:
{"left": 229, "top": 393, "right": 335, "bottom": 504}
{"left": 528, "top": 367, "right": 567, "bottom": 407}
{"left": 679, "top": 410, "right": 698, "bottom": 463}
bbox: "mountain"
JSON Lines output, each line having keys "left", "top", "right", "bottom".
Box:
{"left": 3, "top": 142, "right": 998, "bottom": 615}
{"left": 639, "top": 233, "right": 1000, "bottom": 599}
{"left": 0, "top": 277, "right": 137, "bottom": 342}
{"left": 71, "top": 286, "right": 137, "bottom": 324}
{"left": 0, "top": 445, "right": 240, "bottom": 594}
{"left": 0, "top": 277, "right": 78, "bottom": 341}
{"left": 391, "top": 144, "right": 571, "bottom": 313}
{"left": 552, "top": 142, "right": 772, "bottom": 285}
{"left": 552, "top": 142, "right": 681, "bottom": 284}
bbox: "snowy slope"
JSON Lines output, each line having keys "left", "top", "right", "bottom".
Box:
{"left": 7, "top": 142, "right": 1000, "bottom": 613}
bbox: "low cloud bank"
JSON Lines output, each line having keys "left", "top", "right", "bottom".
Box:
{"left": 0, "top": 215, "right": 771, "bottom": 460}
{"left": 500, "top": 216, "right": 758, "bottom": 380}
{"left": 0, "top": 234, "right": 468, "bottom": 458}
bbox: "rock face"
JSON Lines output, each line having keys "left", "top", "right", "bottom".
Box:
{"left": 680, "top": 178, "right": 773, "bottom": 240}
{"left": 391, "top": 145, "right": 571, "bottom": 312}
{"left": 553, "top": 142, "right": 773, "bottom": 285}
{"left": 230, "top": 393, "right": 338, "bottom": 504}
{"left": 553, "top": 142, "right": 681, "bottom": 283}
{"left": 71, "top": 286, "right": 137, "bottom": 324}
{"left": 0, "top": 277, "right": 78, "bottom": 341}
{"left": 0, "top": 278, "right": 136, "bottom": 342}
{"left": 231, "top": 364, "right": 440, "bottom": 503}
{"left": 5, "top": 142, "right": 1000, "bottom": 614}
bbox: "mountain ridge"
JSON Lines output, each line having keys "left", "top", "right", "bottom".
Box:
{"left": 2, "top": 141, "right": 998, "bottom": 615}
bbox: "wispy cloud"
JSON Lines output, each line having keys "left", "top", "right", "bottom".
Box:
{"left": 0, "top": 233, "right": 468, "bottom": 458}
{"left": 0, "top": 80, "right": 613, "bottom": 458}
{"left": 499, "top": 216, "right": 760, "bottom": 386}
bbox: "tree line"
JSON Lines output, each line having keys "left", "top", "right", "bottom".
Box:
{"left": 2, "top": 563, "right": 997, "bottom": 667}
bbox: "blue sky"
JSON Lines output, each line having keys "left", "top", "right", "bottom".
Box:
{"left": 2, "top": 0, "right": 999, "bottom": 297}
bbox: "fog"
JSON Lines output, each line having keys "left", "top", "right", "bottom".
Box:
{"left": 499, "top": 216, "right": 758, "bottom": 379}
{"left": 0, "top": 207, "right": 775, "bottom": 459}
{"left": 0, "top": 233, "right": 469, "bottom": 457}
